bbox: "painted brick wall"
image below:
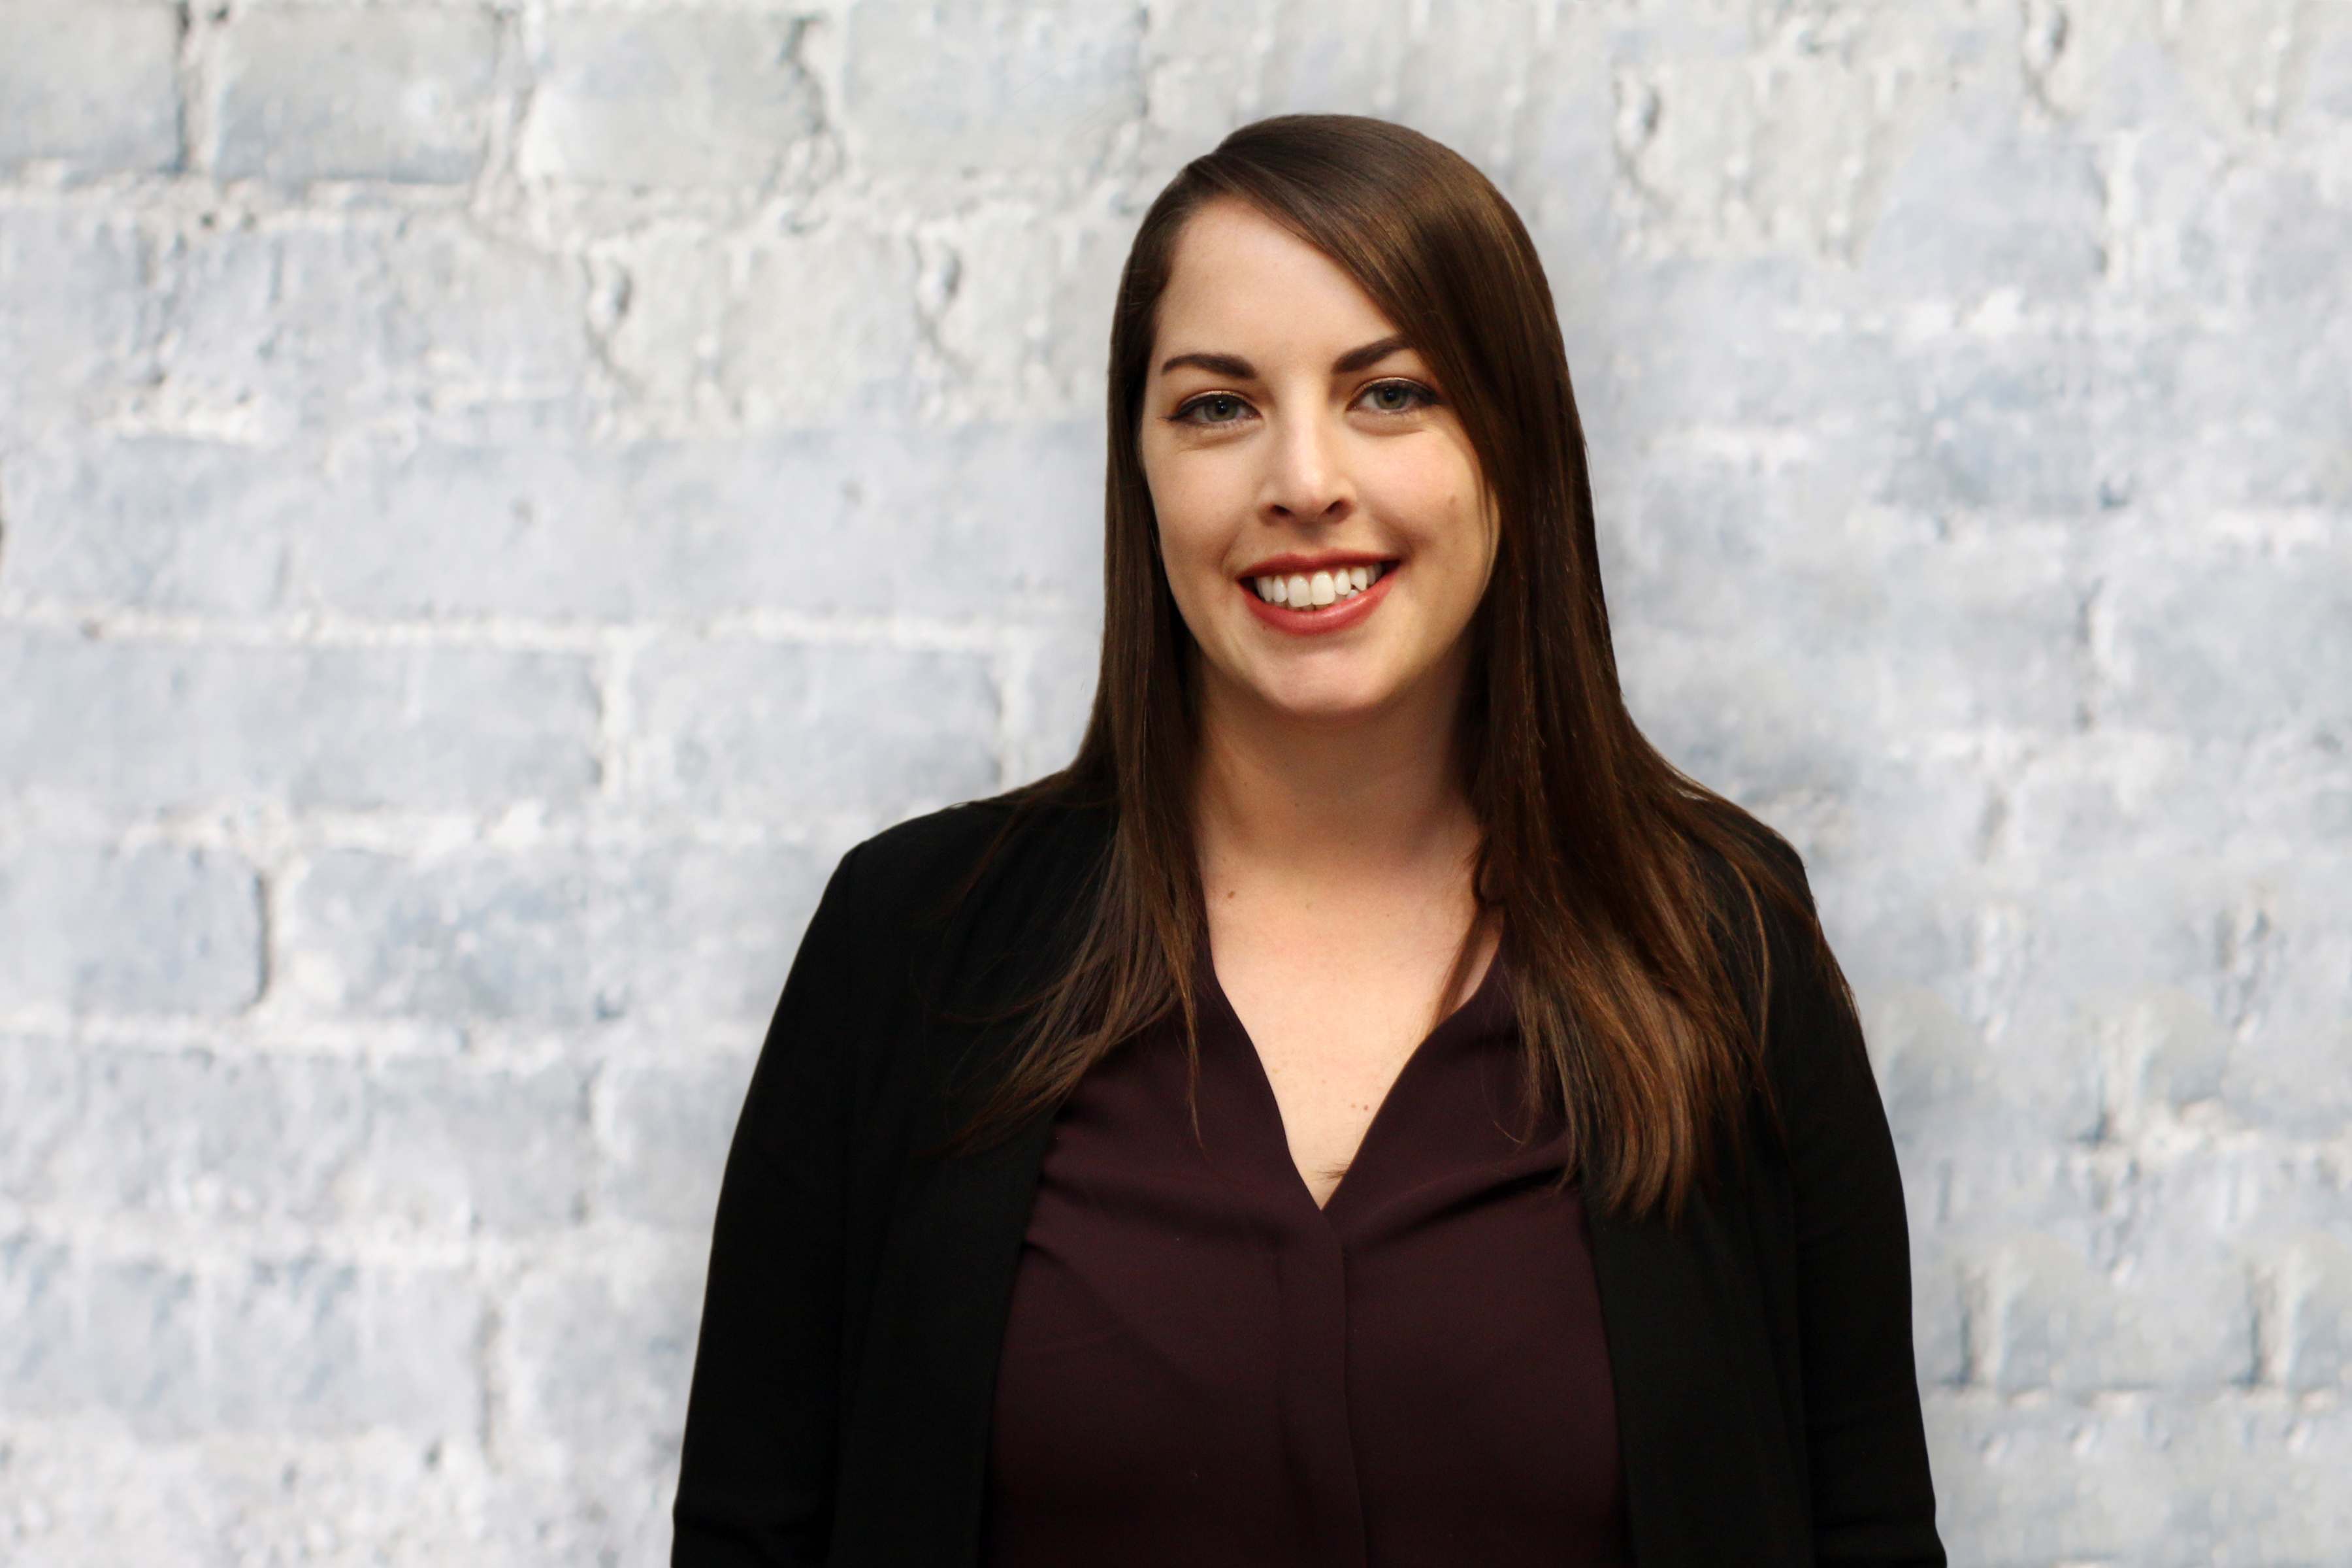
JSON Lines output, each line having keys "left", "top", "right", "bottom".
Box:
{"left": 1, "top": 1, "right": 2347, "bottom": 1561}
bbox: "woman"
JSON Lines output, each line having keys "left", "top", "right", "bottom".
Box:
{"left": 673, "top": 116, "right": 1943, "bottom": 1567}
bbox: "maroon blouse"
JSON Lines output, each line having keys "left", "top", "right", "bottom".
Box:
{"left": 982, "top": 953, "right": 1632, "bottom": 1568}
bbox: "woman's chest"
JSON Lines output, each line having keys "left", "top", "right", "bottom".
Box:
{"left": 981, "top": 988, "right": 1629, "bottom": 1567}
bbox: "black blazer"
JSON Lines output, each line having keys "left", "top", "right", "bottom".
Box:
{"left": 672, "top": 798, "right": 1945, "bottom": 1567}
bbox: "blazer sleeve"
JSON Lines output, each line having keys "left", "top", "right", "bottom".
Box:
{"left": 672, "top": 844, "right": 873, "bottom": 1567}
{"left": 1764, "top": 870, "right": 1946, "bottom": 1567}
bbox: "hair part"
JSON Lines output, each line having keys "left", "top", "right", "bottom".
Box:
{"left": 968, "top": 113, "right": 1836, "bottom": 1223}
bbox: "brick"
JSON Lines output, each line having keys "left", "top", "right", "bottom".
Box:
{"left": 751, "top": 420, "right": 1101, "bottom": 621}
{"left": 1011, "top": 621, "right": 1100, "bottom": 786}
{"left": 2180, "top": 170, "right": 2349, "bottom": 502}
{"left": 2213, "top": 865, "right": 2352, "bottom": 1135}
{"left": 0, "top": 1037, "right": 79, "bottom": 1201}
{"left": 1864, "top": 986, "right": 1999, "bottom": 1151}
{"left": 299, "top": 423, "right": 1102, "bottom": 621}
{"left": 0, "top": 436, "right": 302, "bottom": 614}
{"left": 1879, "top": 336, "right": 2100, "bottom": 517}
{"left": 214, "top": 6, "right": 498, "bottom": 186}
{"left": 1617, "top": 476, "right": 2092, "bottom": 742}
{"left": 0, "top": 0, "right": 182, "bottom": 175}
{"left": 1861, "top": 103, "right": 2106, "bottom": 301}
{"left": 1906, "top": 1235, "right": 1967, "bottom": 1389}
{"left": 1, "top": 1239, "right": 202, "bottom": 1433}
{"left": 1929, "top": 1394, "right": 2352, "bottom": 1565}
{"left": 600, "top": 1056, "right": 756, "bottom": 1230}
{"left": 13, "top": 1043, "right": 370, "bottom": 1224}
{"left": 0, "top": 844, "right": 261, "bottom": 1015}
{"left": 2099, "top": 544, "right": 2352, "bottom": 742}
{"left": 0, "top": 206, "right": 159, "bottom": 442}
{"left": 140, "top": 221, "right": 399, "bottom": 444}
{"left": 720, "top": 228, "right": 924, "bottom": 426}
{"left": 2000, "top": 735, "right": 2223, "bottom": 864}
{"left": 631, "top": 641, "right": 1001, "bottom": 822}
{"left": 5, "top": 1246, "right": 480, "bottom": 1438}
{"left": 2002, "top": 868, "right": 2225, "bottom": 1021}
{"left": 296, "top": 436, "right": 838, "bottom": 618}
{"left": 0, "top": 1416, "right": 514, "bottom": 1565}
{"left": 519, "top": 10, "right": 823, "bottom": 189}
{"left": 380, "top": 222, "right": 595, "bottom": 429}
{"left": 1599, "top": 7, "right": 1999, "bottom": 265}
{"left": 2240, "top": 730, "right": 2352, "bottom": 851}
{"left": 1590, "top": 263, "right": 1901, "bottom": 442}
{"left": 348, "top": 1060, "right": 593, "bottom": 1235}
{"left": 914, "top": 204, "right": 1134, "bottom": 418}
{"left": 139, "top": 218, "right": 590, "bottom": 443}
{"left": 1520, "top": 14, "right": 1620, "bottom": 263}
{"left": 601, "top": 841, "right": 830, "bottom": 1028}
{"left": 284, "top": 840, "right": 826, "bottom": 1028}
{"left": 2085, "top": 987, "right": 2232, "bottom": 1117}
{"left": 207, "top": 1258, "right": 481, "bottom": 1435}
{"left": 2108, "top": 323, "right": 2352, "bottom": 515}
{"left": 0, "top": 632, "right": 600, "bottom": 814}
{"left": 922, "top": 202, "right": 1062, "bottom": 408}
{"left": 1924, "top": 1396, "right": 2188, "bottom": 1565}
{"left": 1862, "top": 526, "right": 2092, "bottom": 736}
{"left": 1135, "top": 0, "right": 1273, "bottom": 169}
{"left": 844, "top": 1, "right": 1143, "bottom": 176}
{"left": 15, "top": 1038, "right": 602, "bottom": 1243}
{"left": 289, "top": 847, "right": 598, "bottom": 1026}
{"left": 2197, "top": 1405, "right": 2352, "bottom": 1564}
{"left": 590, "top": 221, "right": 925, "bottom": 426}
{"left": 2312, "top": 14, "right": 2352, "bottom": 121}
{"left": 2266, "top": 1230, "right": 2352, "bottom": 1395}
{"left": 497, "top": 1254, "right": 702, "bottom": 1488}
{"left": 1389, "top": 1, "right": 1537, "bottom": 178}
{"left": 1248, "top": 0, "right": 1414, "bottom": 122}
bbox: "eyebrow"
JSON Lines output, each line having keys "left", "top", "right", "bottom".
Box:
{"left": 1157, "top": 335, "right": 1412, "bottom": 379}
{"left": 1332, "top": 335, "right": 1409, "bottom": 374}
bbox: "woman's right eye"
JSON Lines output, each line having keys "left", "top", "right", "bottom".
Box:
{"left": 1176, "top": 393, "right": 1250, "bottom": 425}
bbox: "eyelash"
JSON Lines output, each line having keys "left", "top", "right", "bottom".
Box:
{"left": 1171, "top": 378, "right": 1439, "bottom": 426}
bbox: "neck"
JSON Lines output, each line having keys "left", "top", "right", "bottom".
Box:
{"left": 1190, "top": 651, "right": 1480, "bottom": 885}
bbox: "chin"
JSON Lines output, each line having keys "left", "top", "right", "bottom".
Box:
{"left": 1247, "top": 668, "right": 1405, "bottom": 724}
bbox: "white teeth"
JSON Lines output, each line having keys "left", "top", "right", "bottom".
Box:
{"left": 1250, "top": 563, "right": 1391, "bottom": 608}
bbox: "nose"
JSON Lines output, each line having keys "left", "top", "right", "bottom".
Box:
{"left": 1260, "top": 408, "right": 1352, "bottom": 527}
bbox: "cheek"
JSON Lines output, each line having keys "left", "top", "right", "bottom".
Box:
{"left": 1145, "top": 456, "right": 1243, "bottom": 583}
{"left": 1370, "top": 447, "right": 1486, "bottom": 562}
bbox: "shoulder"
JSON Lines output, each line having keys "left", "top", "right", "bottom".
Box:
{"left": 1677, "top": 798, "right": 1869, "bottom": 1097}
{"left": 1683, "top": 794, "right": 1815, "bottom": 919}
{"left": 833, "top": 791, "right": 1111, "bottom": 920}
{"left": 813, "top": 791, "right": 1113, "bottom": 1006}
{"left": 753, "top": 792, "right": 1110, "bottom": 1098}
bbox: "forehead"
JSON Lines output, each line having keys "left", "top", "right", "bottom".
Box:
{"left": 1154, "top": 199, "right": 1401, "bottom": 361}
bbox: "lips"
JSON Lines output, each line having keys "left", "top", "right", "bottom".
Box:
{"left": 1235, "top": 558, "right": 1397, "bottom": 635}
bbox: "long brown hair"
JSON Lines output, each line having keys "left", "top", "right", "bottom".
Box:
{"left": 972, "top": 114, "right": 1833, "bottom": 1222}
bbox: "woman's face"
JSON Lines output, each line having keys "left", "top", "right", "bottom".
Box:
{"left": 1138, "top": 199, "right": 1497, "bottom": 728}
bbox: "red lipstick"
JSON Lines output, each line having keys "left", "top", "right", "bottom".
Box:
{"left": 1236, "top": 559, "right": 1397, "bottom": 636}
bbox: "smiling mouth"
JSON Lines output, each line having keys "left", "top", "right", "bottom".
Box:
{"left": 1245, "top": 562, "right": 1390, "bottom": 610}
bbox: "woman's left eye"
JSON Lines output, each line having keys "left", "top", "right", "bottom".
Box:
{"left": 1360, "top": 380, "right": 1434, "bottom": 414}
{"left": 1178, "top": 393, "right": 1250, "bottom": 425}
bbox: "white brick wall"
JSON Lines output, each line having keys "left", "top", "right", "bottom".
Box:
{"left": 1, "top": 1, "right": 2346, "bottom": 1561}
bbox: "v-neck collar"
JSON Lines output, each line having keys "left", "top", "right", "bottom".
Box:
{"left": 1192, "top": 943, "right": 1516, "bottom": 1222}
